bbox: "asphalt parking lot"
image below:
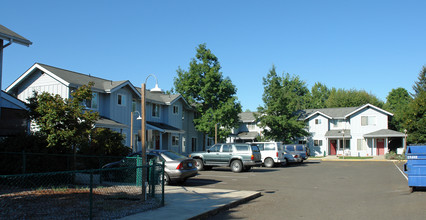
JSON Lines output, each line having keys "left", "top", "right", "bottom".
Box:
{"left": 184, "top": 160, "right": 426, "bottom": 220}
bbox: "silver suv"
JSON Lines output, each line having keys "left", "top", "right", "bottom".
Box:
{"left": 189, "top": 143, "right": 262, "bottom": 172}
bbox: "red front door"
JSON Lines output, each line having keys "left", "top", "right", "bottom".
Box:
{"left": 330, "top": 140, "right": 337, "bottom": 155}
{"left": 377, "top": 139, "right": 385, "bottom": 155}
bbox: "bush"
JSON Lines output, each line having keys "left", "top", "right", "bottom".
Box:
{"left": 385, "top": 151, "right": 406, "bottom": 160}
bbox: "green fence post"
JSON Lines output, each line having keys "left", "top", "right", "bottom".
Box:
{"left": 149, "top": 159, "right": 155, "bottom": 198}
{"left": 136, "top": 156, "right": 142, "bottom": 186}
{"left": 161, "top": 161, "right": 165, "bottom": 206}
{"left": 89, "top": 171, "right": 93, "bottom": 220}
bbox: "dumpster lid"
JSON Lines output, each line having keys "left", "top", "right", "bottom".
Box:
{"left": 406, "top": 145, "right": 426, "bottom": 155}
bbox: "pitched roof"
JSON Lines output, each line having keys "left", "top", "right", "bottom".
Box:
{"left": 7, "top": 63, "right": 139, "bottom": 95}
{"left": 299, "top": 104, "right": 393, "bottom": 120}
{"left": 0, "top": 24, "right": 32, "bottom": 46}
{"left": 364, "top": 129, "right": 405, "bottom": 138}
{"left": 325, "top": 129, "right": 351, "bottom": 138}
{"left": 37, "top": 63, "right": 130, "bottom": 92}
{"left": 239, "top": 112, "right": 258, "bottom": 122}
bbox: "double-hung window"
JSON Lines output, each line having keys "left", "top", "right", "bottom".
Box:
{"left": 361, "top": 116, "right": 376, "bottom": 126}
{"left": 84, "top": 92, "right": 98, "bottom": 110}
{"left": 152, "top": 103, "right": 160, "bottom": 117}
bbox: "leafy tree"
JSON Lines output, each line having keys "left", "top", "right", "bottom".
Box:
{"left": 174, "top": 44, "right": 242, "bottom": 146}
{"left": 308, "top": 82, "right": 330, "bottom": 109}
{"left": 412, "top": 65, "right": 426, "bottom": 97}
{"left": 384, "top": 88, "right": 412, "bottom": 131}
{"left": 27, "top": 82, "right": 99, "bottom": 153}
{"left": 402, "top": 90, "right": 426, "bottom": 144}
{"left": 257, "top": 65, "right": 309, "bottom": 143}
{"left": 325, "top": 88, "right": 384, "bottom": 108}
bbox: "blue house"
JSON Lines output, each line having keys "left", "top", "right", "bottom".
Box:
{"left": 6, "top": 63, "right": 207, "bottom": 154}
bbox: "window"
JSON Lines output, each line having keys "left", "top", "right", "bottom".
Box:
{"left": 173, "top": 105, "right": 179, "bottom": 114}
{"left": 84, "top": 92, "right": 98, "bottom": 109}
{"left": 247, "top": 122, "right": 256, "bottom": 130}
{"left": 152, "top": 103, "right": 160, "bottom": 117}
{"left": 264, "top": 143, "right": 275, "bottom": 151}
{"left": 361, "top": 116, "right": 376, "bottom": 126}
{"left": 315, "top": 119, "right": 321, "bottom": 124}
{"left": 191, "top": 138, "right": 197, "bottom": 152}
{"left": 314, "top": 140, "right": 323, "bottom": 146}
{"left": 255, "top": 143, "right": 264, "bottom": 151}
{"left": 332, "top": 119, "right": 345, "bottom": 128}
{"left": 222, "top": 145, "right": 232, "bottom": 152}
{"left": 132, "top": 100, "right": 137, "bottom": 112}
{"left": 117, "top": 94, "right": 126, "bottom": 106}
{"left": 235, "top": 145, "right": 249, "bottom": 152}
{"left": 357, "top": 139, "right": 367, "bottom": 151}
{"left": 208, "top": 145, "right": 220, "bottom": 152}
{"left": 172, "top": 136, "right": 179, "bottom": 146}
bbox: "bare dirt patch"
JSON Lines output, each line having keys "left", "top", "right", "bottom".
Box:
{"left": 1, "top": 185, "right": 161, "bottom": 219}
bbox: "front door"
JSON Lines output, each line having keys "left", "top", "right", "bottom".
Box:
{"left": 330, "top": 140, "right": 337, "bottom": 155}
{"left": 377, "top": 139, "right": 385, "bottom": 155}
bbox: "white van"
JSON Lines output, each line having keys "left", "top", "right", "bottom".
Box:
{"left": 249, "top": 142, "right": 286, "bottom": 167}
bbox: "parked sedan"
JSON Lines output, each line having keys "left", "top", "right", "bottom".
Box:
{"left": 102, "top": 150, "right": 197, "bottom": 185}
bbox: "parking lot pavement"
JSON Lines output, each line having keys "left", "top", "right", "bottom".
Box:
{"left": 120, "top": 186, "right": 260, "bottom": 220}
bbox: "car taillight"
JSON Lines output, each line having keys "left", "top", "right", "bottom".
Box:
{"left": 251, "top": 154, "right": 254, "bottom": 160}
{"left": 176, "top": 162, "right": 183, "bottom": 170}
{"left": 294, "top": 155, "right": 298, "bottom": 158}
{"left": 276, "top": 152, "right": 279, "bottom": 157}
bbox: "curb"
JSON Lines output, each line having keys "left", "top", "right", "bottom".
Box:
{"left": 188, "top": 191, "right": 262, "bottom": 220}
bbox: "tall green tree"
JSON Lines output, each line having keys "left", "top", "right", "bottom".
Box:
{"left": 325, "top": 88, "right": 384, "bottom": 108}
{"left": 384, "top": 87, "right": 412, "bottom": 131}
{"left": 402, "top": 90, "right": 426, "bottom": 144}
{"left": 308, "top": 82, "right": 330, "bottom": 109}
{"left": 27, "top": 82, "right": 99, "bottom": 152}
{"left": 257, "top": 65, "right": 309, "bottom": 143}
{"left": 174, "top": 44, "right": 242, "bottom": 146}
{"left": 412, "top": 65, "right": 426, "bottom": 97}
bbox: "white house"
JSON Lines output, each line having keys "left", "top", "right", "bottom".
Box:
{"left": 298, "top": 104, "right": 406, "bottom": 157}
{"left": 5, "top": 63, "right": 207, "bottom": 154}
{"left": 227, "top": 112, "right": 263, "bottom": 143}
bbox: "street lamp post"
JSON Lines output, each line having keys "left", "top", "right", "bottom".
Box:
{"left": 141, "top": 74, "right": 162, "bottom": 201}
{"left": 342, "top": 130, "right": 345, "bottom": 160}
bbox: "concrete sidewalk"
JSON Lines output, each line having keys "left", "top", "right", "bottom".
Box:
{"left": 308, "top": 155, "right": 392, "bottom": 162}
{"left": 120, "top": 186, "right": 261, "bottom": 220}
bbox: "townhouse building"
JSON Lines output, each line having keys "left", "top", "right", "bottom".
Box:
{"left": 298, "top": 104, "right": 406, "bottom": 157}
{"left": 5, "top": 63, "right": 207, "bottom": 154}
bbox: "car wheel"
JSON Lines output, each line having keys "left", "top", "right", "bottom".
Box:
{"left": 195, "top": 158, "right": 204, "bottom": 171}
{"left": 231, "top": 160, "right": 243, "bottom": 173}
{"left": 264, "top": 158, "right": 274, "bottom": 168}
{"left": 158, "top": 173, "right": 171, "bottom": 185}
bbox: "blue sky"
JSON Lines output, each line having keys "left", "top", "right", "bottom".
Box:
{"left": 1, "top": 0, "right": 425, "bottom": 111}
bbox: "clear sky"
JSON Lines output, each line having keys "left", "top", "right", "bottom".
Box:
{"left": 1, "top": 0, "right": 425, "bottom": 111}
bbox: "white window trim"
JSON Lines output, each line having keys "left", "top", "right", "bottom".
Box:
{"left": 173, "top": 105, "right": 179, "bottom": 115}
{"left": 152, "top": 103, "right": 160, "bottom": 118}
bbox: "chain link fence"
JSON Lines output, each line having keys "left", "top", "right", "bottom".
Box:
{"left": 0, "top": 159, "right": 165, "bottom": 219}
{"left": 0, "top": 151, "right": 124, "bottom": 174}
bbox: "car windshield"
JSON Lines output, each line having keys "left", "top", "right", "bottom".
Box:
{"left": 160, "top": 151, "right": 187, "bottom": 160}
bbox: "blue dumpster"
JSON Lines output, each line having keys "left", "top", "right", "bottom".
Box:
{"left": 404, "top": 145, "right": 426, "bottom": 192}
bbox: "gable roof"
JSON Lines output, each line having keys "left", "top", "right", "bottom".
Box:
{"left": 0, "top": 24, "right": 32, "bottom": 46}
{"left": 239, "top": 112, "right": 258, "bottom": 123}
{"left": 363, "top": 129, "right": 405, "bottom": 138}
{"left": 6, "top": 63, "right": 140, "bottom": 96}
{"left": 300, "top": 104, "right": 393, "bottom": 120}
